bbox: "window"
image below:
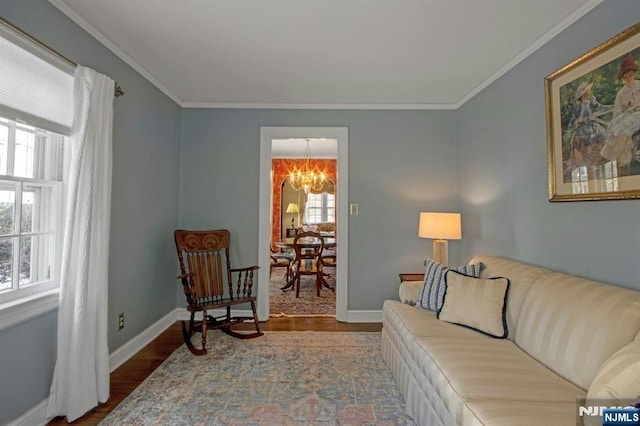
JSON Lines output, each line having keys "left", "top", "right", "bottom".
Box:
{"left": 0, "top": 117, "right": 64, "bottom": 304}
{"left": 0, "top": 20, "right": 72, "bottom": 329}
{"left": 305, "top": 192, "right": 335, "bottom": 224}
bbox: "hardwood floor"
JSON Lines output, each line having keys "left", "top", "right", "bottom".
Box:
{"left": 47, "top": 317, "right": 382, "bottom": 425}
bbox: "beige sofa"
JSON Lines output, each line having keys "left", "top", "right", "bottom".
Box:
{"left": 382, "top": 255, "right": 640, "bottom": 426}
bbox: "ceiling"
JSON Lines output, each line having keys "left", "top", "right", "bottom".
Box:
{"left": 49, "top": 0, "right": 602, "bottom": 109}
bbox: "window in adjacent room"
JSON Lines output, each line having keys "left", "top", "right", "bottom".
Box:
{"left": 305, "top": 191, "right": 335, "bottom": 224}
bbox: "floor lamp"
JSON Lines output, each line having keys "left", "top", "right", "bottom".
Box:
{"left": 418, "top": 212, "right": 461, "bottom": 266}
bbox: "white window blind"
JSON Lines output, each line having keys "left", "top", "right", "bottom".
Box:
{"left": 0, "top": 24, "right": 74, "bottom": 136}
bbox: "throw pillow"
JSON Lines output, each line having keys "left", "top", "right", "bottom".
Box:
{"left": 416, "top": 258, "right": 483, "bottom": 311}
{"left": 437, "top": 270, "right": 510, "bottom": 338}
{"left": 399, "top": 280, "right": 423, "bottom": 306}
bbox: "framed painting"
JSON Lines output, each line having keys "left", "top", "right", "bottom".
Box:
{"left": 546, "top": 21, "right": 640, "bottom": 201}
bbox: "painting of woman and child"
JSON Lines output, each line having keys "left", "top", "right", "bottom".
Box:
{"left": 547, "top": 22, "right": 640, "bottom": 201}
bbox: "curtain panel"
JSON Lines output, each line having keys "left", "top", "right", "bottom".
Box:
{"left": 47, "top": 66, "right": 113, "bottom": 422}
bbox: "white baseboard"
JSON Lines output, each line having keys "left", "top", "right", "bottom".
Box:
{"left": 108, "top": 309, "right": 179, "bottom": 372}
{"left": 11, "top": 309, "right": 184, "bottom": 426}
{"left": 11, "top": 307, "right": 380, "bottom": 425}
{"left": 346, "top": 310, "right": 382, "bottom": 323}
{"left": 8, "top": 399, "right": 48, "bottom": 426}
{"left": 176, "top": 307, "right": 194, "bottom": 321}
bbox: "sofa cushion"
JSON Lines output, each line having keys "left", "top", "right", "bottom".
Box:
{"left": 383, "top": 300, "right": 490, "bottom": 345}
{"left": 417, "top": 258, "right": 483, "bottom": 311}
{"left": 461, "top": 400, "right": 578, "bottom": 426}
{"left": 411, "top": 336, "right": 586, "bottom": 424}
{"left": 515, "top": 272, "right": 640, "bottom": 390}
{"left": 438, "top": 271, "right": 510, "bottom": 338}
{"left": 587, "top": 337, "right": 640, "bottom": 403}
{"left": 470, "top": 256, "right": 553, "bottom": 341}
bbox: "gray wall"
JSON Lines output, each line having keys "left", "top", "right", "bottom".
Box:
{"left": 457, "top": 0, "right": 640, "bottom": 290}
{"left": 3, "top": 0, "right": 639, "bottom": 423}
{"left": 179, "top": 109, "right": 459, "bottom": 310}
{"left": 0, "top": 311, "right": 57, "bottom": 424}
{"left": 0, "top": 0, "right": 182, "bottom": 423}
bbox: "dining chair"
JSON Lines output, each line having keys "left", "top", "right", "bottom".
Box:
{"left": 292, "top": 230, "right": 325, "bottom": 297}
{"left": 319, "top": 248, "right": 337, "bottom": 292}
{"left": 270, "top": 246, "right": 294, "bottom": 280}
{"left": 174, "top": 229, "right": 263, "bottom": 355}
{"left": 320, "top": 251, "right": 336, "bottom": 272}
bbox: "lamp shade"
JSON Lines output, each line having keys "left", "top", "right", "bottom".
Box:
{"left": 418, "top": 212, "right": 461, "bottom": 240}
{"left": 285, "top": 202, "right": 299, "bottom": 214}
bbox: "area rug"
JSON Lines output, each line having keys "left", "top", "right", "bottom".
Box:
{"left": 100, "top": 331, "right": 415, "bottom": 425}
{"left": 269, "top": 270, "right": 336, "bottom": 317}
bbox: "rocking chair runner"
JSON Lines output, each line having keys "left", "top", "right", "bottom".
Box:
{"left": 174, "top": 229, "right": 263, "bottom": 355}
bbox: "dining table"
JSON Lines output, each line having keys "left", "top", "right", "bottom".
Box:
{"left": 275, "top": 236, "right": 336, "bottom": 250}
{"left": 275, "top": 236, "right": 336, "bottom": 292}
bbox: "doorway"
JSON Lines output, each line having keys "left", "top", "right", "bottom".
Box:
{"left": 258, "top": 127, "right": 348, "bottom": 321}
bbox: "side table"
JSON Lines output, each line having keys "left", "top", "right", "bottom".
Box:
{"left": 399, "top": 273, "right": 424, "bottom": 283}
{"left": 398, "top": 273, "right": 423, "bottom": 306}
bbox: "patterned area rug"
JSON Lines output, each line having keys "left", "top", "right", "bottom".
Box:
{"left": 269, "top": 270, "right": 336, "bottom": 317}
{"left": 100, "top": 331, "right": 414, "bottom": 425}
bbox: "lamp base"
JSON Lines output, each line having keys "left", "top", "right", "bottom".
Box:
{"left": 432, "top": 239, "right": 448, "bottom": 266}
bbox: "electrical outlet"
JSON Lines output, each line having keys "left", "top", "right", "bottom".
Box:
{"left": 118, "top": 313, "right": 124, "bottom": 331}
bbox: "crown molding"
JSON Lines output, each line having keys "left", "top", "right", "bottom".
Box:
{"left": 182, "top": 102, "right": 458, "bottom": 110}
{"left": 455, "top": 0, "right": 604, "bottom": 108}
{"left": 50, "top": 0, "right": 603, "bottom": 110}
{"left": 48, "top": 0, "right": 183, "bottom": 106}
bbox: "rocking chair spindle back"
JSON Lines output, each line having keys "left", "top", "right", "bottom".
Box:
{"left": 174, "top": 229, "right": 263, "bottom": 355}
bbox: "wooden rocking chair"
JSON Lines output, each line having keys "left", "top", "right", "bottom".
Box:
{"left": 174, "top": 229, "right": 263, "bottom": 355}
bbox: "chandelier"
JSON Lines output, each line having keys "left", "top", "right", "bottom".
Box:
{"left": 288, "top": 139, "right": 326, "bottom": 193}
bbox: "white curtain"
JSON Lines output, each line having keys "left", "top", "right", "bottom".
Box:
{"left": 46, "top": 66, "right": 114, "bottom": 422}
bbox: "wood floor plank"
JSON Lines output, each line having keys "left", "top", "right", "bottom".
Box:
{"left": 47, "top": 317, "right": 382, "bottom": 424}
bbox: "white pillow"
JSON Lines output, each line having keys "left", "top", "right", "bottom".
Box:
{"left": 399, "top": 281, "right": 423, "bottom": 306}
{"left": 437, "top": 270, "right": 510, "bottom": 338}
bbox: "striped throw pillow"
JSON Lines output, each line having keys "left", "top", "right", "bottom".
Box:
{"left": 416, "top": 258, "right": 483, "bottom": 311}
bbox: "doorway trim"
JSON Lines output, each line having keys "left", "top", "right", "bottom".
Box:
{"left": 258, "top": 127, "right": 348, "bottom": 322}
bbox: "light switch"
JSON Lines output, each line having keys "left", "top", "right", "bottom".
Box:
{"left": 350, "top": 203, "right": 358, "bottom": 216}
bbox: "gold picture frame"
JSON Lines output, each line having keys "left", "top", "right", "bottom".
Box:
{"left": 546, "top": 21, "right": 640, "bottom": 201}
